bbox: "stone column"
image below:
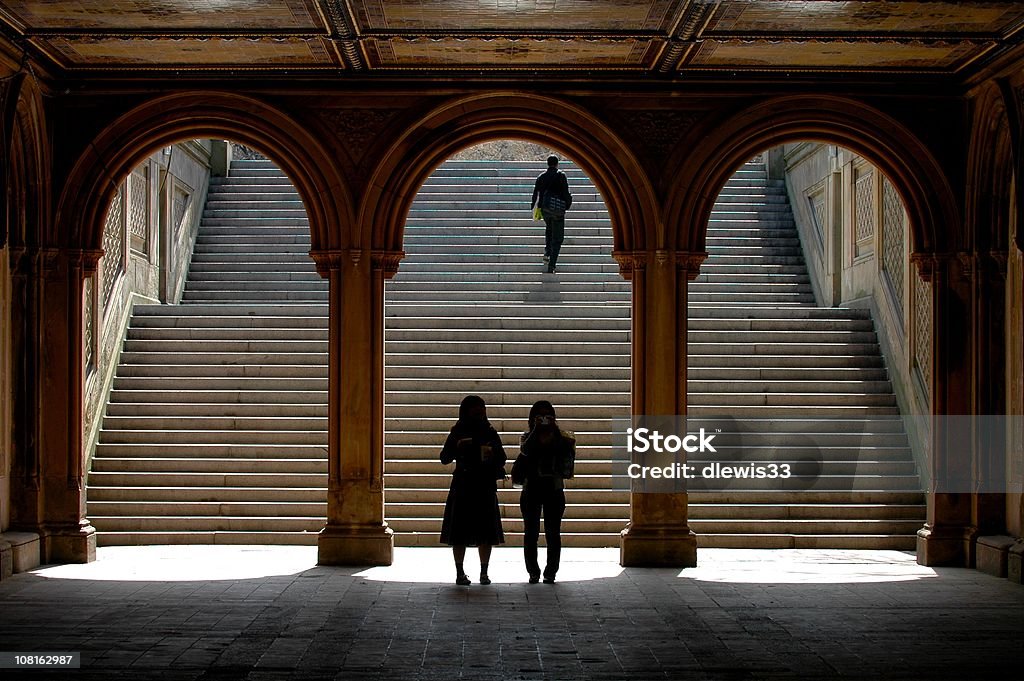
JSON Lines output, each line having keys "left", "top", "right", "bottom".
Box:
{"left": 915, "top": 253, "right": 975, "bottom": 566}
{"left": 972, "top": 252, "right": 1008, "bottom": 538}
{"left": 314, "top": 249, "right": 397, "bottom": 566}
{"left": 617, "top": 250, "right": 705, "bottom": 567}
{"left": 12, "top": 248, "right": 98, "bottom": 563}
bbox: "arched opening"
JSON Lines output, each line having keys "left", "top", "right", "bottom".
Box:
{"left": 83, "top": 138, "right": 331, "bottom": 546}
{"left": 685, "top": 142, "right": 932, "bottom": 549}
{"left": 382, "top": 138, "right": 631, "bottom": 547}
{"left": 55, "top": 93, "right": 351, "bottom": 548}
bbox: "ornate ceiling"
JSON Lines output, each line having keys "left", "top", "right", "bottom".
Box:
{"left": 0, "top": 1, "right": 1021, "bottom": 78}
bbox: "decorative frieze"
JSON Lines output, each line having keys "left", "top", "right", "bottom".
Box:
{"left": 83, "top": 275, "right": 95, "bottom": 375}
{"left": 881, "top": 177, "right": 905, "bottom": 322}
{"left": 612, "top": 109, "right": 701, "bottom": 169}
{"left": 317, "top": 108, "right": 400, "bottom": 165}
{"left": 101, "top": 184, "right": 125, "bottom": 306}
{"left": 128, "top": 167, "right": 149, "bottom": 254}
{"left": 913, "top": 274, "right": 933, "bottom": 399}
{"left": 853, "top": 166, "right": 875, "bottom": 258}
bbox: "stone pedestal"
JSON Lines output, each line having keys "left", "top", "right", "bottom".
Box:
{"left": 621, "top": 492, "right": 697, "bottom": 567}
{"left": 917, "top": 522, "right": 974, "bottom": 567}
{"left": 42, "top": 522, "right": 96, "bottom": 564}
{"left": 975, "top": 535, "right": 1016, "bottom": 578}
{"left": 318, "top": 524, "right": 394, "bottom": 566}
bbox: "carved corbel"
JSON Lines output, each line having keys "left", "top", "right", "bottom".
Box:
{"left": 612, "top": 250, "right": 647, "bottom": 280}
{"left": 910, "top": 252, "right": 943, "bottom": 283}
{"left": 371, "top": 250, "right": 405, "bottom": 279}
{"left": 678, "top": 251, "right": 708, "bottom": 281}
{"left": 309, "top": 249, "right": 347, "bottom": 278}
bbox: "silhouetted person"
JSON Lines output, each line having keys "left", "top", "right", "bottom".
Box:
{"left": 531, "top": 155, "right": 573, "bottom": 273}
{"left": 440, "top": 395, "right": 507, "bottom": 585}
{"left": 518, "top": 400, "right": 575, "bottom": 583}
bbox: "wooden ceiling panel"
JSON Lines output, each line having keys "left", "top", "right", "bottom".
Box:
{"left": 0, "top": 0, "right": 323, "bottom": 31}
{"left": 351, "top": 0, "right": 678, "bottom": 32}
{"left": 42, "top": 36, "right": 338, "bottom": 68}
{"left": 365, "top": 36, "right": 658, "bottom": 68}
{"left": 689, "top": 39, "right": 980, "bottom": 71}
{"left": 703, "top": 1, "right": 1024, "bottom": 36}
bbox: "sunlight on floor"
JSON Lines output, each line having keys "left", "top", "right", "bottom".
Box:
{"left": 29, "top": 546, "right": 938, "bottom": 584}
{"left": 683, "top": 549, "right": 939, "bottom": 584}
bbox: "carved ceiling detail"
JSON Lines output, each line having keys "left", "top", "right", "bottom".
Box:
{"left": 0, "top": 1, "right": 1020, "bottom": 77}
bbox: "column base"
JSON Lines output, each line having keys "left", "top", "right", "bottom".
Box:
{"left": 620, "top": 525, "right": 697, "bottom": 567}
{"left": 318, "top": 523, "right": 394, "bottom": 566}
{"left": 916, "top": 524, "right": 973, "bottom": 567}
{"left": 41, "top": 522, "right": 96, "bottom": 564}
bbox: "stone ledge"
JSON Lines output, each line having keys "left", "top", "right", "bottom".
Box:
{"left": 976, "top": 535, "right": 1017, "bottom": 578}
{"left": 0, "top": 532, "right": 41, "bottom": 576}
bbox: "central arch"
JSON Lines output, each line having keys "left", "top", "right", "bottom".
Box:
{"left": 363, "top": 93, "right": 658, "bottom": 256}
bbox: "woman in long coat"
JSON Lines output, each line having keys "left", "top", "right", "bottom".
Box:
{"left": 440, "top": 395, "right": 506, "bottom": 585}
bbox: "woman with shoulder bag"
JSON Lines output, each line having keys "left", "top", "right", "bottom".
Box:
{"left": 440, "top": 395, "right": 507, "bottom": 586}
{"left": 517, "top": 400, "right": 575, "bottom": 584}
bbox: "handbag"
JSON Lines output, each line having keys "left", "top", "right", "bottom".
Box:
{"left": 510, "top": 453, "right": 528, "bottom": 486}
{"left": 542, "top": 191, "right": 567, "bottom": 217}
{"left": 532, "top": 205, "right": 543, "bottom": 221}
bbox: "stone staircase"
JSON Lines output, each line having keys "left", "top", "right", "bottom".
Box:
{"left": 88, "top": 160, "right": 329, "bottom": 545}
{"left": 686, "top": 164, "right": 924, "bottom": 548}
{"left": 87, "top": 155, "right": 924, "bottom": 549}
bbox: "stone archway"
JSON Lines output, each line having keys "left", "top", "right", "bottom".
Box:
{"left": 42, "top": 92, "right": 355, "bottom": 564}
{"left": 344, "top": 94, "right": 698, "bottom": 566}
{"left": 665, "top": 95, "right": 974, "bottom": 566}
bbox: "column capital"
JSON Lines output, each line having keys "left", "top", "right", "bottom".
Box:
{"left": 612, "top": 250, "right": 646, "bottom": 280}
{"left": 612, "top": 250, "right": 708, "bottom": 280}
{"left": 909, "top": 252, "right": 952, "bottom": 283}
{"left": 371, "top": 250, "right": 405, "bottom": 280}
{"left": 677, "top": 251, "right": 708, "bottom": 281}
{"left": 309, "top": 249, "right": 359, "bottom": 278}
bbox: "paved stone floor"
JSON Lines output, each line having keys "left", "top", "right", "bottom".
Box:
{"left": 0, "top": 546, "right": 1022, "bottom": 680}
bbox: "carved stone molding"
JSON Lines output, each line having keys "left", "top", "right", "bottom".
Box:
{"left": 321, "top": 0, "right": 366, "bottom": 70}
{"left": 310, "top": 249, "right": 348, "bottom": 278}
{"left": 371, "top": 250, "right": 405, "bottom": 279}
{"left": 317, "top": 107, "right": 400, "bottom": 165}
{"left": 611, "top": 109, "right": 701, "bottom": 169}
{"left": 910, "top": 252, "right": 942, "bottom": 283}
{"left": 678, "top": 251, "right": 709, "bottom": 281}
{"left": 612, "top": 250, "right": 647, "bottom": 280}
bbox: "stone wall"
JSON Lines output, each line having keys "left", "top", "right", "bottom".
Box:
{"left": 0, "top": 245, "right": 10, "bottom": 535}
{"left": 780, "top": 143, "right": 932, "bottom": 476}
{"left": 82, "top": 140, "right": 212, "bottom": 468}
{"left": 1007, "top": 199, "right": 1024, "bottom": 539}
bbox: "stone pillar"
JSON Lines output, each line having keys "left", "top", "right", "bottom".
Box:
{"left": 314, "top": 249, "right": 396, "bottom": 566}
{"left": 972, "top": 252, "right": 1008, "bottom": 539}
{"left": 617, "top": 250, "right": 705, "bottom": 567}
{"left": 11, "top": 249, "right": 97, "bottom": 563}
{"left": 916, "top": 253, "right": 975, "bottom": 566}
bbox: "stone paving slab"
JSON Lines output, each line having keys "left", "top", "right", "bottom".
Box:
{"left": 0, "top": 546, "right": 1021, "bottom": 680}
